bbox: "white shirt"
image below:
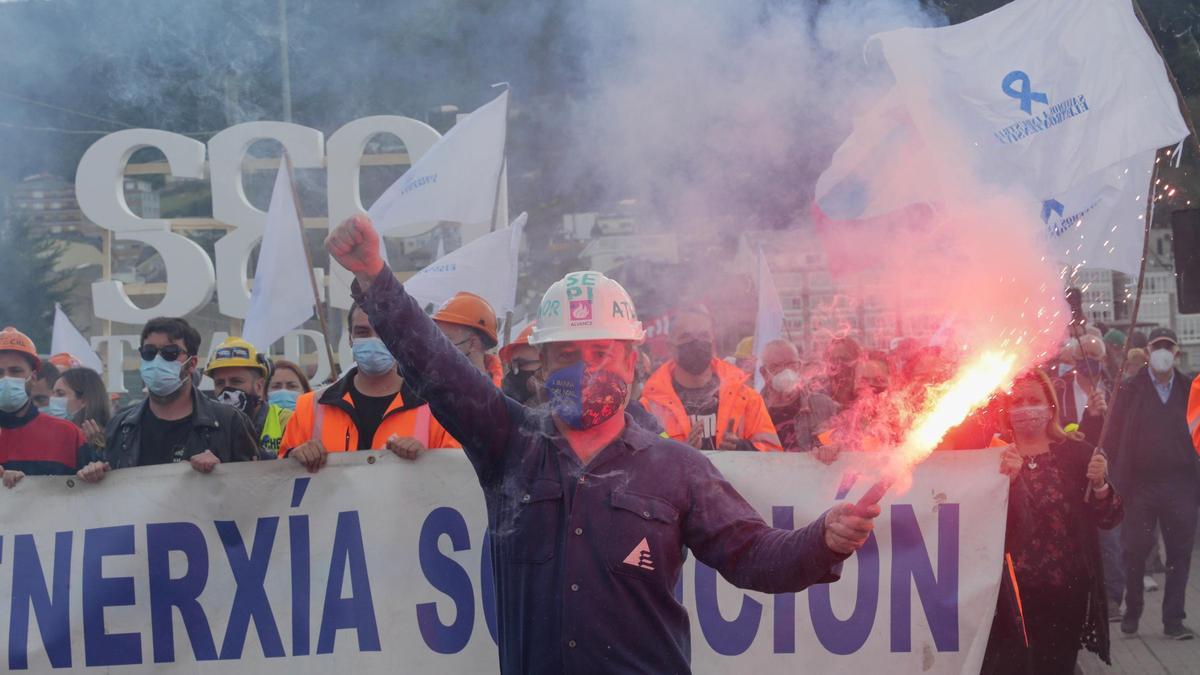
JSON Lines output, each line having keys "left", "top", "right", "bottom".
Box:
{"left": 1073, "top": 377, "right": 1088, "bottom": 421}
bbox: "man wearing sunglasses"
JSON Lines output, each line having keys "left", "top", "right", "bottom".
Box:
{"left": 82, "top": 317, "right": 258, "bottom": 481}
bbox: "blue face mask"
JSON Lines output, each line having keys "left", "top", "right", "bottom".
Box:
{"left": 269, "top": 389, "right": 300, "bottom": 410}
{"left": 0, "top": 376, "right": 30, "bottom": 413}
{"left": 352, "top": 337, "right": 397, "bottom": 376}
{"left": 544, "top": 361, "right": 629, "bottom": 430}
{"left": 44, "top": 396, "right": 71, "bottom": 419}
{"left": 140, "top": 355, "right": 187, "bottom": 397}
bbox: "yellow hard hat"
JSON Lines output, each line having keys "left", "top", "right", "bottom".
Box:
{"left": 734, "top": 336, "right": 755, "bottom": 360}
{"left": 205, "top": 336, "right": 269, "bottom": 377}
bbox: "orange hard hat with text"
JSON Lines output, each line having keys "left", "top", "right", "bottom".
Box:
{"left": 499, "top": 323, "right": 537, "bottom": 364}
{"left": 0, "top": 327, "right": 39, "bottom": 370}
{"left": 49, "top": 352, "right": 83, "bottom": 370}
{"left": 434, "top": 292, "right": 498, "bottom": 348}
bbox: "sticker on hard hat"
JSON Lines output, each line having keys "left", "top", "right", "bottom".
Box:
{"left": 565, "top": 273, "right": 597, "bottom": 326}
{"left": 569, "top": 300, "right": 591, "bottom": 320}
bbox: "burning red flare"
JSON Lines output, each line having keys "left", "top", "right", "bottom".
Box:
{"left": 860, "top": 350, "right": 1018, "bottom": 506}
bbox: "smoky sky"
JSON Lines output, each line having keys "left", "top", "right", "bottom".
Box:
{"left": 0, "top": 0, "right": 944, "bottom": 229}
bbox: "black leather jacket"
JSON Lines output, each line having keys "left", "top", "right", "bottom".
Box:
{"left": 103, "top": 386, "right": 259, "bottom": 469}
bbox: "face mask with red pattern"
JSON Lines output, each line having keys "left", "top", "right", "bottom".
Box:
{"left": 544, "top": 361, "right": 628, "bottom": 430}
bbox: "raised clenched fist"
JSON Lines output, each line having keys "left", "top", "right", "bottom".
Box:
{"left": 326, "top": 214, "right": 384, "bottom": 284}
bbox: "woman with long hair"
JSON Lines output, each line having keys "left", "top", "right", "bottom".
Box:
{"left": 50, "top": 367, "right": 112, "bottom": 449}
{"left": 266, "top": 359, "right": 312, "bottom": 411}
{"left": 982, "top": 369, "right": 1123, "bottom": 674}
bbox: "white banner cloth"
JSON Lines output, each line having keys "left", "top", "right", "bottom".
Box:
{"left": 0, "top": 448, "right": 1007, "bottom": 673}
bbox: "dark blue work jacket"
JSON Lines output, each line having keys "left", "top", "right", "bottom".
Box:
{"left": 354, "top": 269, "right": 846, "bottom": 674}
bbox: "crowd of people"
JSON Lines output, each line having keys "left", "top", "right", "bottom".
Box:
{"left": 0, "top": 215, "right": 1198, "bottom": 673}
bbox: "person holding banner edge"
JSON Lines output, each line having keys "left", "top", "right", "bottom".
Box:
{"left": 279, "top": 301, "right": 459, "bottom": 466}
{"left": 985, "top": 369, "right": 1121, "bottom": 674}
{"left": 0, "top": 327, "right": 100, "bottom": 487}
{"left": 84, "top": 317, "right": 260, "bottom": 480}
{"left": 328, "top": 213, "right": 878, "bottom": 674}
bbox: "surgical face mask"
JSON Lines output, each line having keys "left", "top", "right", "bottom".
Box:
{"left": 1010, "top": 405, "right": 1052, "bottom": 437}
{"left": 352, "top": 337, "right": 397, "bottom": 376}
{"left": 44, "top": 396, "right": 71, "bottom": 419}
{"left": 140, "top": 355, "right": 188, "bottom": 398}
{"left": 545, "top": 361, "right": 628, "bottom": 430}
{"left": 216, "top": 388, "right": 259, "bottom": 414}
{"left": 268, "top": 389, "right": 300, "bottom": 411}
{"left": 770, "top": 369, "right": 800, "bottom": 394}
{"left": 0, "top": 377, "right": 30, "bottom": 413}
{"left": 675, "top": 340, "right": 713, "bottom": 376}
{"left": 1149, "top": 348, "right": 1175, "bottom": 374}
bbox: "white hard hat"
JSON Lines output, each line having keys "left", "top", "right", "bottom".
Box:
{"left": 529, "top": 271, "right": 645, "bottom": 345}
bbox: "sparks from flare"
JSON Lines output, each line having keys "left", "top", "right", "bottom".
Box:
{"left": 892, "top": 349, "right": 1017, "bottom": 476}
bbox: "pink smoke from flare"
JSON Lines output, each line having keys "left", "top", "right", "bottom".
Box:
{"left": 809, "top": 96, "right": 1069, "bottom": 498}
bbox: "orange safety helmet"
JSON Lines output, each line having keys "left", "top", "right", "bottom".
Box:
{"left": 499, "top": 323, "right": 537, "bottom": 365}
{"left": 0, "top": 327, "right": 39, "bottom": 370}
{"left": 433, "top": 292, "right": 498, "bottom": 348}
{"left": 49, "top": 352, "right": 83, "bottom": 370}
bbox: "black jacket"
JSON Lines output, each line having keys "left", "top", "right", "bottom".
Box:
{"left": 983, "top": 439, "right": 1123, "bottom": 672}
{"left": 104, "top": 386, "right": 259, "bottom": 469}
{"left": 1100, "top": 367, "right": 1199, "bottom": 491}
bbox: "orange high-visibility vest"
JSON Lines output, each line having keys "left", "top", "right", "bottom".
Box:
{"left": 485, "top": 353, "right": 504, "bottom": 388}
{"left": 641, "top": 358, "right": 781, "bottom": 452}
{"left": 280, "top": 377, "right": 458, "bottom": 456}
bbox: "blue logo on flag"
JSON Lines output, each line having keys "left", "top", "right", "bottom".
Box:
{"left": 1002, "top": 71, "right": 1049, "bottom": 114}
{"left": 1041, "top": 198, "right": 1064, "bottom": 224}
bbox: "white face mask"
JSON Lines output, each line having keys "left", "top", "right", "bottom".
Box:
{"left": 770, "top": 369, "right": 800, "bottom": 394}
{"left": 1149, "top": 349, "right": 1175, "bottom": 374}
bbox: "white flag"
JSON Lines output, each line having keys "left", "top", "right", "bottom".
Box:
{"left": 870, "top": 0, "right": 1188, "bottom": 197}
{"left": 752, "top": 247, "right": 785, "bottom": 390}
{"left": 404, "top": 212, "right": 526, "bottom": 319}
{"left": 1037, "top": 150, "right": 1155, "bottom": 277}
{"left": 243, "top": 162, "right": 315, "bottom": 352}
{"left": 814, "top": 88, "right": 943, "bottom": 221}
{"left": 369, "top": 91, "right": 508, "bottom": 240}
{"left": 51, "top": 304, "right": 103, "bottom": 373}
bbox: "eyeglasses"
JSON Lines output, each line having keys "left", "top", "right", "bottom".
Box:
{"left": 139, "top": 344, "right": 188, "bottom": 362}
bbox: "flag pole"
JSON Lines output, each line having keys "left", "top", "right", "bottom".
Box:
{"left": 1094, "top": 147, "right": 1161, "bottom": 460}
{"left": 282, "top": 151, "right": 341, "bottom": 379}
{"left": 489, "top": 83, "right": 511, "bottom": 233}
{"left": 1132, "top": 0, "right": 1200, "bottom": 159}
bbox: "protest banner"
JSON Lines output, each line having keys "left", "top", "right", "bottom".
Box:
{"left": 0, "top": 449, "right": 1006, "bottom": 673}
